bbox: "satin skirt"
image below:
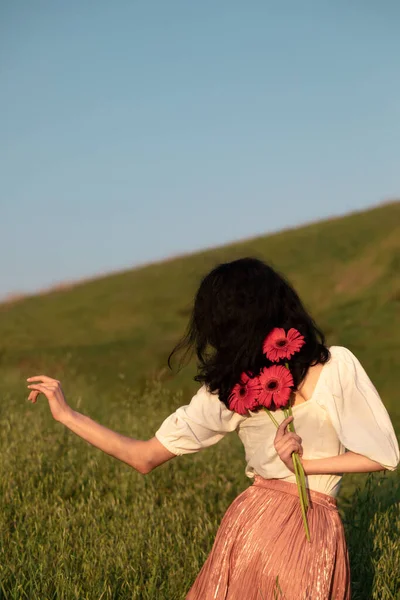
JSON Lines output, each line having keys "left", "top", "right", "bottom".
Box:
{"left": 186, "top": 476, "right": 351, "bottom": 600}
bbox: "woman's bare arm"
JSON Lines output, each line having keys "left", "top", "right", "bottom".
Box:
{"left": 278, "top": 417, "right": 393, "bottom": 475}
{"left": 300, "top": 451, "right": 389, "bottom": 475}
{"left": 61, "top": 410, "right": 176, "bottom": 474}
{"left": 26, "top": 375, "right": 176, "bottom": 474}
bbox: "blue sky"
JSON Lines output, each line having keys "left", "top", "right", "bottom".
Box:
{"left": 1, "top": 1, "right": 399, "bottom": 298}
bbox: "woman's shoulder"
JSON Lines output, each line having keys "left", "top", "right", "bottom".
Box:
{"left": 327, "top": 345, "right": 361, "bottom": 370}
{"left": 192, "top": 384, "right": 224, "bottom": 407}
{"left": 328, "top": 345, "right": 357, "bottom": 361}
{"left": 322, "top": 345, "right": 374, "bottom": 394}
{"left": 315, "top": 345, "right": 364, "bottom": 402}
{"left": 187, "top": 385, "right": 246, "bottom": 426}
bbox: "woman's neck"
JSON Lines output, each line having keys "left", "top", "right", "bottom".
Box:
{"left": 292, "top": 363, "right": 325, "bottom": 407}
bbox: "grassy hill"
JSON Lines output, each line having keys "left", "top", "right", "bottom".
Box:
{"left": 1, "top": 201, "right": 400, "bottom": 599}
{"left": 1, "top": 201, "right": 400, "bottom": 405}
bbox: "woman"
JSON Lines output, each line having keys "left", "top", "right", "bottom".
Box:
{"left": 27, "top": 257, "right": 399, "bottom": 599}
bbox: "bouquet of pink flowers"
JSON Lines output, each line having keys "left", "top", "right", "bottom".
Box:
{"left": 228, "top": 327, "right": 311, "bottom": 542}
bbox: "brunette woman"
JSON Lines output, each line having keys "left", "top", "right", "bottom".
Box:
{"left": 27, "top": 258, "right": 399, "bottom": 599}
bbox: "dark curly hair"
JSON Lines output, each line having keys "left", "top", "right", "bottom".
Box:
{"left": 168, "top": 257, "right": 330, "bottom": 408}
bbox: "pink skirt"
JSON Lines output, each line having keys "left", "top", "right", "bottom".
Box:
{"left": 186, "top": 476, "right": 351, "bottom": 600}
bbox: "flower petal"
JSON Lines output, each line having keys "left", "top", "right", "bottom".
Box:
{"left": 263, "top": 327, "right": 305, "bottom": 361}
{"left": 258, "top": 365, "right": 294, "bottom": 410}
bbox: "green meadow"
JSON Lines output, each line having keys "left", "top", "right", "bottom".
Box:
{"left": 1, "top": 202, "right": 399, "bottom": 599}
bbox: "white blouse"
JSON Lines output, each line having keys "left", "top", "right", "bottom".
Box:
{"left": 155, "top": 346, "right": 399, "bottom": 497}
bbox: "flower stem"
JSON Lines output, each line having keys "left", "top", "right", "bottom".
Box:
{"left": 297, "top": 457, "right": 309, "bottom": 509}
{"left": 287, "top": 405, "right": 296, "bottom": 432}
{"left": 263, "top": 408, "right": 280, "bottom": 428}
{"left": 265, "top": 406, "right": 311, "bottom": 541}
{"left": 287, "top": 405, "right": 309, "bottom": 510}
{"left": 284, "top": 407, "right": 310, "bottom": 540}
{"left": 293, "top": 452, "right": 311, "bottom": 542}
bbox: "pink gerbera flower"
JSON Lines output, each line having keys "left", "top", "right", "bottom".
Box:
{"left": 263, "top": 327, "right": 305, "bottom": 362}
{"left": 228, "top": 372, "right": 261, "bottom": 415}
{"left": 257, "top": 365, "right": 294, "bottom": 409}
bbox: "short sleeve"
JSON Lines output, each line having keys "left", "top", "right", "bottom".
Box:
{"left": 155, "top": 385, "right": 246, "bottom": 456}
{"left": 317, "top": 346, "right": 400, "bottom": 471}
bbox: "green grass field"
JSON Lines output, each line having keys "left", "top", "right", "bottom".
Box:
{"left": 1, "top": 202, "right": 400, "bottom": 599}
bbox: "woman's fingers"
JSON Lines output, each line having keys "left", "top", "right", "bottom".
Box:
{"left": 28, "top": 390, "right": 40, "bottom": 403}
{"left": 279, "top": 431, "right": 302, "bottom": 444}
{"left": 274, "top": 416, "right": 304, "bottom": 470}
{"left": 276, "top": 438, "right": 303, "bottom": 466}
{"left": 27, "top": 376, "right": 59, "bottom": 400}
{"left": 28, "top": 383, "right": 56, "bottom": 401}
{"left": 288, "top": 440, "right": 303, "bottom": 454}
{"left": 27, "top": 383, "right": 55, "bottom": 397}
{"left": 275, "top": 416, "right": 293, "bottom": 443}
{"left": 275, "top": 423, "right": 302, "bottom": 448}
{"left": 280, "top": 438, "right": 302, "bottom": 454}
{"left": 26, "top": 376, "right": 71, "bottom": 423}
{"left": 27, "top": 375, "right": 60, "bottom": 384}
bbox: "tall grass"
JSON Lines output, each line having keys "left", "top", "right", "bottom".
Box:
{"left": 1, "top": 378, "right": 248, "bottom": 599}
{"left": 341, "top": 474, "right": 400, "bottom": 600}
{"left": 1, "top": 375, "right": 399, "bottom": 599}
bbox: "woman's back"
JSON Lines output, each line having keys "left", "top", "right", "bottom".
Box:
{"left": 155, "top": 346, "right": 399, "bottom": 498}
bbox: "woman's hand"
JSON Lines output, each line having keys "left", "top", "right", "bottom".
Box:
{"left": 27, "top": 375, "right": 73, "bottom": 423}
{"left": 274, "top": 415, "right": 303, "bottom": 473}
